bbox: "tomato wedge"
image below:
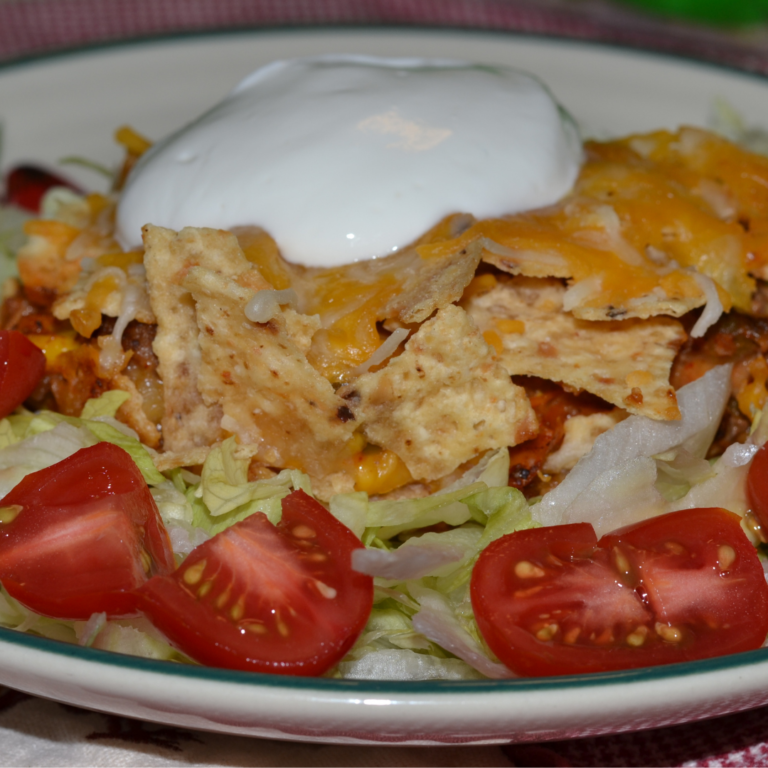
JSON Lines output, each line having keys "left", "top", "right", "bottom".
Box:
{"left": 3, "top": 164, "right": 80, "bottom": 213}
{"left": 0, "top": 330, "right": 46, "bottom": 419}
{"left": 137, "top": 490, "right": 373, "bottom": 676}
{"left": 471, "top": 508, "right": 768, "bottom": 676}
{"left": 747, "top": 443, "right": 768, "bottom": 533}
{"left": 0, "top": 442, "right": 174, "bottom": 619}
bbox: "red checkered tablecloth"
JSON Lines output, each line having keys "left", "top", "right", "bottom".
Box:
{"left": 2, "top": 1, "right": 768, "bottom": 765}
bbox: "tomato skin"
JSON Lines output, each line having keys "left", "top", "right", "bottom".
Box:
{"left": 0, "top": 330, "right": 46, "bottom": 419}
{"left": 471, "top": 508, "right": 768, "bottom": 677}
{"left": 0, "top": 442, "right": 174, "bottom": 619}
{"left": 3, "top": 165, "right": 80, "bottom": 213}
{"left": 747, "top": 443, "right": 768, "bottom": 533}
{"left": 137, "top": 489, "right": 374, "bottom": 676}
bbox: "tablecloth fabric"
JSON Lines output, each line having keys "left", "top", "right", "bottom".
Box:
{"left": 2, "top": 0, "right": 768, "bottom": 766}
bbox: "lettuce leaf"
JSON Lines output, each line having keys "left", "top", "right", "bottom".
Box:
{"left": 6, "top": 394, "right": 165, "bottom": 486}
{"left": 189, "top": 438, "right": 312, "bottom": 536}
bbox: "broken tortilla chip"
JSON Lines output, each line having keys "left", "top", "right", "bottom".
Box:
{"left": 415, "top": 128, "right": 766, "bottom": 326}
{"left": 109, "top": 373, "right": 161, "bottom": 449}
{"left": 143, "top": 225, "right": 273, "bottom": 452}
{"left": 384, "top": 239, "right": 483, "bottom": 324}
{"left": 464, "top": 276, "right": 686, "bottom": 420}
{"left": 339, "top": 304, "right": 538, "bottom": 482}
{"left": 180, "top": 265, "right": 356, "bottom": 479}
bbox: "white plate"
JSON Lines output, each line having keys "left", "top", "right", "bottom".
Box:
{"left": 3, "top": 28, "right": 768, "bottom": 746}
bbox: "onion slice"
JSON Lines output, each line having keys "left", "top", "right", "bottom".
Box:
{"left": 533, "top": 364, "right": 732, "bottom": 529}
{"left": 244, "top": 288, "right": 298, "bottom": 323}
{"left": 690, "top": 271, "right": 724, "bottom": 338}
{"left": 352, "top": 543, "right": 465, "bottom": 581}
{"left": 349, "top": 327, "right": 409, "bottom": 377}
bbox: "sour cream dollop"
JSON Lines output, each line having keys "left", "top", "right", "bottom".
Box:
{"left": 116, "top": 56, "right": 582, "bottom": 267}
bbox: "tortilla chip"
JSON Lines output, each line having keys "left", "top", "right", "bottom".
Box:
{"left": 282, "top": 308, "right": 322, "bottom": 354}
{"left": 143, "top": 225, "right": 274, "bottom": 452}
{"left": 384, "top": 239, "right": 483, "bottom": 324}
{"left": 416, "top": 126, "right": 768, "bottom": 321}
{"left": 109, "top": 373, "right": 161, "bottom": 449}
{"left": 143, "top": 226, "right": 221, "bottom": 451}
{"left": 339, "top": 304, "right": 538, "bottom": 481}
{"left": 464, "top": 276, "right": 686, "bottom": 420}
{"left": 181, "top": 265, "right": 356, "bottom": 479}
{"left": 477, "top": 217, "right": 710, "bottom": 322}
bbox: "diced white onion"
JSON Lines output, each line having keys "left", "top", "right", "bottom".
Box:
{"left": 98, "top": 281, "right": 143, "bottom": 373}
{"left": 339, "top": 649, "right": 483, "bottom": 681}
{"left": 77, "top": 612, "right": 107, "bottom": 647}
{"left": 533, "top": 364, "right": 732, "bottom": 529}
{"left": 409, "top": 585, "right": 513, "bottom": 679}
{"left": 562, "top": 275, "right": 602, "bottom": 312}
{"left": 479, "top": 237, "right": 570, "bottom": 270}
{"left": 244, "top": 288, "right": 298, "bottom": 323}
{"left": 351, "top": 544, "right": 465, "bottom": 581}
{"left": 349, "top": 327, "right": 409, "bottom": 377}
{"left": 167, "top": 522, "right": 211, "bottom": 556}
{"left": 690, "top": 271, "right": 724, "bottom": 338}
{"left": 722, "top": 442, "right": 759, "bottom": 468}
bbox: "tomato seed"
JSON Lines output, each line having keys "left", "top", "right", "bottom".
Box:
{"left": 535, "top": 623, "right": 558, "bottom": 641}
{"left": 230, "top": 597, "right": 245, "bottom": 621}
{"left": 0, "top": 505, "right": 22, "bottom": 524}
{"left": 664, "top": 541, "right": 686, "bottom": 556}
{"left": 243, "top": 622, "right": 268, "bottom": 635}
{"left": 183, "top": 560, "right": 206, "bottom": 585}
{"left": 594, "top": 628, "right": 615, "bottom": 645}
{"left": 563, "top": 626, "right": 580, "bottom": 645}
{"left": 514, "top": 560, "right": 545, "bottom": 579}
{"left": 292, "top": 524, "right": 317, "bottom": 539}
{"left": 198, "top": 580, "right": 213, "bottom": 598}
{"left": 314, "top": 580, "right": 337, "bottom": 599}
{"left": 717, "top": 544, "right": 736, "bottom": 570}
{"left": 513, "top": 585, "right": 544, "bottom": 599}
{"left": 612, "top": 546, "right": 631, "bottom": 577}
{"left": 276, "top": 618, "right": 290, "bottom": 637}
{"left": 626, "top": 626, "right": 648, "bottom": 647}
{"left": 655, "top": 622, "right": 683, "bottom": 643}
{"left": 215, "top": 587, "right": 232, "bottom": 610}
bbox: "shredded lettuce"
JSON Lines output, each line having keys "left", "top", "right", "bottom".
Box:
{"left": 189, "top": 437, "right": 312, "bottom": 535}
{"left": 349, "top": 448, "right": 513, "bottom": 543}
{"left": 0, "top": 369, "right": 763, "bottom": 682}
{"left": 3, "top": 392, "right": 165, "bottom": 487}
{"left": 338, "top": 648, "right": 485, "bottom": 680}
{"left": 80, "top": 390, "right": 131, "bottom": 419}
{"left": 338, "top": 476, "right": 535, "bottom": 680}
{"left": 533, "top": 365, "right": 732, "bottom": 535}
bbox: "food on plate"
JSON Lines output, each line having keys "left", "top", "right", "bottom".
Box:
{"left": 2, "top": 55, "right": 768, "bottom": 679}
{"left": 471, "top": 508, "right": 768, "bottom": 676}
{"left": 115, "top": 56, "right": 582, "bottom": 265}
{"left": 138, "top": 489, "right": 374, "bottom": 675}
{"left": 1, "top": 165, "right": 81, "bottom": 214}
{"left": 0, "top": 330, "right": 46, "bottom": 418}
{"left": 0, "top": 442, "right": 174, "bottom": 619}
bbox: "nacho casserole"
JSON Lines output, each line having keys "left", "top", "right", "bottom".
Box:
{"left": 3, "top": 113, "right": 768, "bottom": 678}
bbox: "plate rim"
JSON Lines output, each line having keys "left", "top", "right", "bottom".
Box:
{"left": 4, "top": 618, "right": 768, "bottom": 697}
{"left": 2, "top": 24, "right": 768, "bottom": 738}
{"left": 1, "top": 22, "right": 768, "bottom": 88}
